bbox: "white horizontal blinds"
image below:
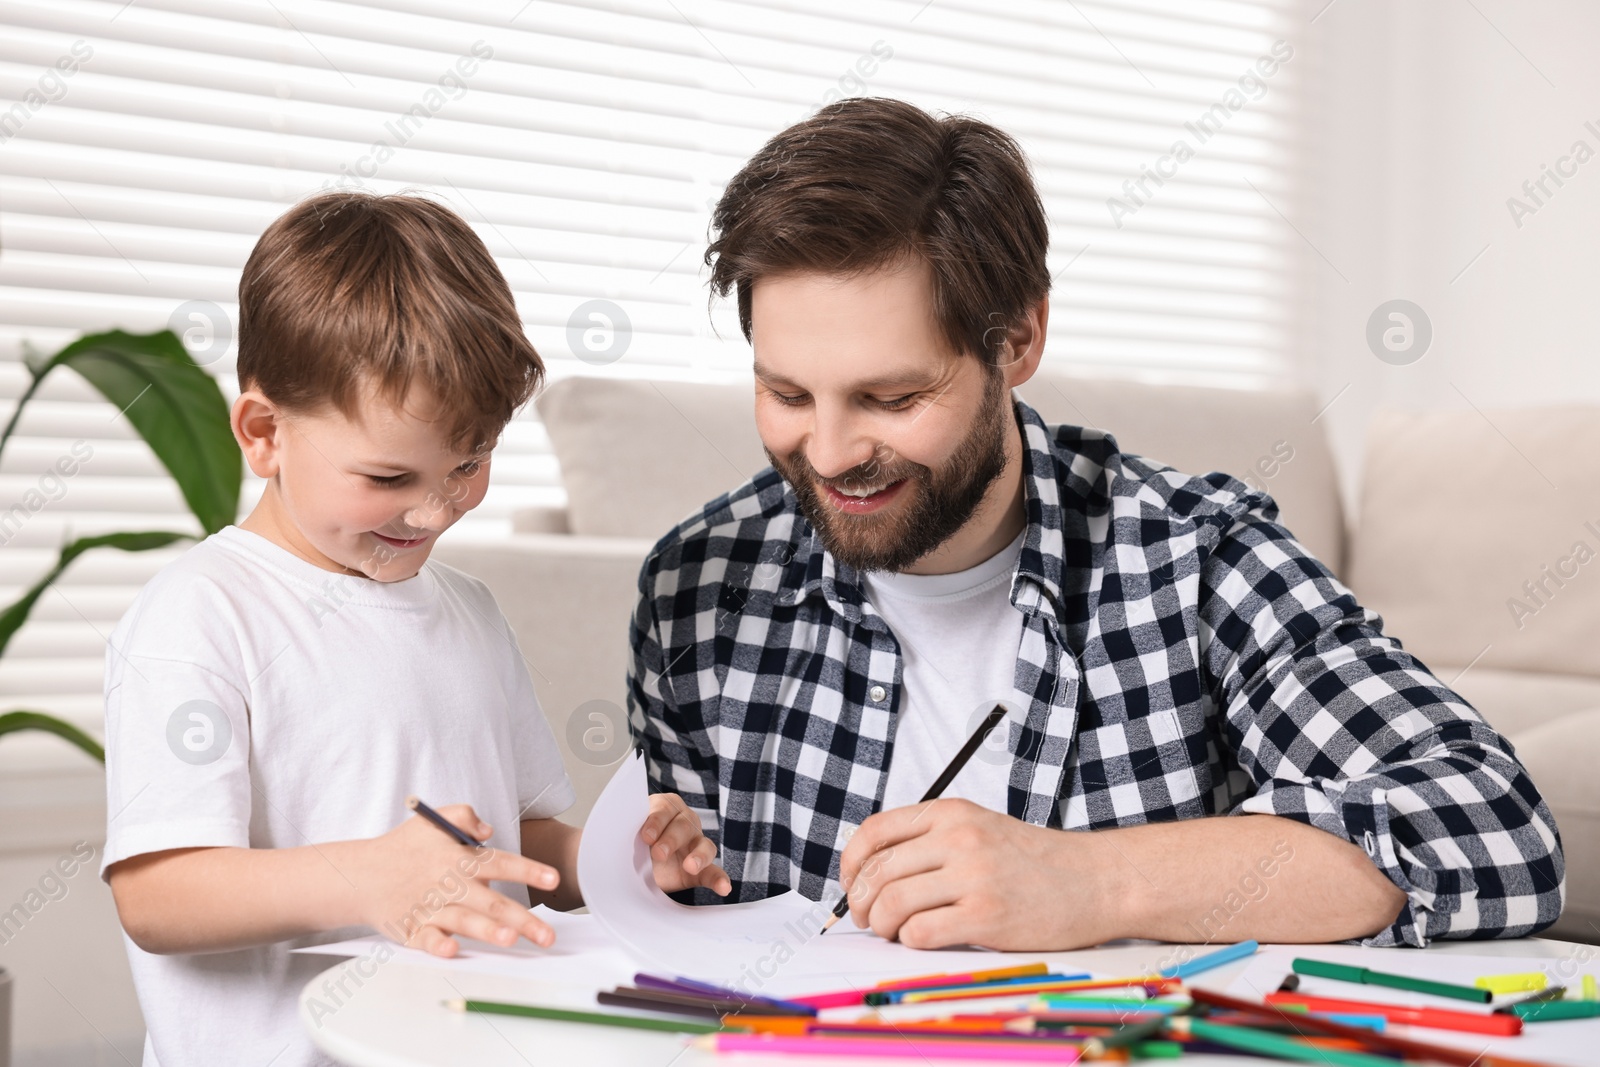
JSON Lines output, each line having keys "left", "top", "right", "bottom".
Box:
{"left": 640, "top": 0, "right": 1302, "bottom": 382}
{"left": 0, "top": 0, "right": 1298, "bottom": 756}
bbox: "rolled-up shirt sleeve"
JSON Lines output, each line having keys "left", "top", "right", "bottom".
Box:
{"left": 1200, "top": 508, "right": 1565, "bottom": 947}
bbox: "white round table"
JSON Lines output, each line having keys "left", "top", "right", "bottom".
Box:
{"left": 302, "top": 932, "right": 1598, "bottom": 1066}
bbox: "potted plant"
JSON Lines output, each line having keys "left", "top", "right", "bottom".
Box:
{"left": 0, "top": 328, "right": 239, "bottom": 1063}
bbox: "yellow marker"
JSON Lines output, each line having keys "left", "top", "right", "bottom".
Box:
{"left": 1583, "top": 975, "right": 1597, "bottom": 1001}
{"left": 1474, "top": 972, "right": 1547, "bottom": 995}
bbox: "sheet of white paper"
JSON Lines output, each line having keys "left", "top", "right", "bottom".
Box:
{"left": 1226, "top": 947, "right": 1600, "bottom": 1067}
{"left": 294, "top": 907, "right": 634, "bottom": 981}
{"left": 576, "top": 753, "right": 1074, "bottom": 988}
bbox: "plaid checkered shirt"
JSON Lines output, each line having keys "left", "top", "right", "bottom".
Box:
{"left": 626, "top": 397, "right": 1564, "bottom": 947}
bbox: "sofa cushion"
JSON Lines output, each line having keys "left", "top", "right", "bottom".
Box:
{"left": 538, "top": 371, "right": 1347, "bottom": 570}
{"left": 1346, "top": 407, "right": 1600, "bottom": 681}
{"left": 1434, "top": 666, "right": 1600, "bottom": 740}
{"left": 1016, "top": 373, "right": 1346, "bottom": 573}
{"left": 536, "top": 377, "right": 767, "bottom": 539}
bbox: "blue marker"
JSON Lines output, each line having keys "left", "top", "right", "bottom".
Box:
{"left": 1159, "top": 940, "right": 1259, "bottom": 980}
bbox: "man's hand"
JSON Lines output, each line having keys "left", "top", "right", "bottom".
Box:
{"left": 837, "top": 798, "right": 1122, "bottom": 951}
{"left": 840, "top": 802, "right": 1411, "bottom": 951}
{"left": 351, "top": 804, "right": 562, "bottom": 957}
{"left": 639, "top": 792, "right": 732, "bottom": 896}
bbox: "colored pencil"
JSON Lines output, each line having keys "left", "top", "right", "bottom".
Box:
{"left": 406, "top": 795, "right": 483, "bottom": 847}
{"left": 876, "top": 962, "right": 1051, "bottom": 992}
{"left": 863, "top": 972, "right": 1093, "bottom": 1005}
{"left": 1158, "top": 939, "right": 1258, "bottom": 979}
{"left": 597, "top": 991, "right": 723, "bottom": 1020}
{"left": 444, "top": 998, "right": 722, "bottom": 1033}
{"left": 692, "top": 1032, "right": 1083, "bottom": 1061}
{"left": 637, "top": 973, "right": 817, "bottom": 1015}
{"left": 725, "top": 1015, "right": 1099, "bottom": 1039}
{"left": 821, "top": 703, "right": 1009, "bottom": 933}
{"left": 1029, "top": 1008, "right": 1176, "bottom": 1026}
{"left": 791, "top": 965, "right": 1063, "bottom": 1010}
{"left": 626, "top": 984, "right": 803, "bottom": 1016}
{"left": 895, "top": 975, "right": 1180, "bottom": 1005}
{"left": 1292, "top": 957, "right": 1491, "bottom": 1003}
{"left": 804, "top": 1024, "right": 1084, "bottom": 1043}
{"left": 597, "top": 987, "right": 802, "bottom": 1018}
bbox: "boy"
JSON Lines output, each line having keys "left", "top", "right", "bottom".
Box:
{"left": 101, "top": 192, "right": 729, "bottom": 1067}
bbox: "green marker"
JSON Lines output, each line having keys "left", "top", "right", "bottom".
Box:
{"left": 1130, "top": 1040, "right": 1186, "bottom": 1058}
{"left": 1511, "top": 999, "right": 1600, "bottom": 1022}
{"left": 1292, "top": 958, "right": 1491, "bottom": 1004}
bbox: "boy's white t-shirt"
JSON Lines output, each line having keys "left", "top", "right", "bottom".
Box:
{"left": 99, "top": 525, "right": 575, "bottom": 1067}
{"left": 863, "top": 528, "right": 1027, "bottom": 814}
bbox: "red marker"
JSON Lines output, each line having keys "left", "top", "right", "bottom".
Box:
{"left": 1265, "top": 992, "right": 1522, "bottom": 1036}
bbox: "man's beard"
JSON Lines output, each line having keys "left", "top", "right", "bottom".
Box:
{"left": 768, "top": 372, "right": 1013, "bottom": 573}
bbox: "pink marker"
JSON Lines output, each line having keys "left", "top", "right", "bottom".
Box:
{"left": 694, "top": 1033, "right": 1082, "bottom": 1061}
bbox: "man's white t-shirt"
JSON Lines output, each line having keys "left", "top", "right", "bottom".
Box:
{"left": 863, "top": 529, "right": 1027, "bottom": 813}
{"left": 99, "top": 525, "right": 575, "bottom": 1067}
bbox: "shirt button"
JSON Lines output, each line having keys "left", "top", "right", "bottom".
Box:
{"left": 868, "top": 685, "right": 887, "bottom": 703}
{"left": 1363, "top": 831, "right": 1377, "bottom": 856}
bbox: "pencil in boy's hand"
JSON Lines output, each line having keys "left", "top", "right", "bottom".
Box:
{"left": 821, "top": 703, "right": 1010, "bottom": 934}
{"left": 406, "top": 795, "right": 485, "bottom": 848}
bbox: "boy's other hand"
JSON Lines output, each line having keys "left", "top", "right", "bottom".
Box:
{"left": 639, "top": 793, "right": 731, "bottom": 896}
{"left": 355, "top": 803, "right": 560, "bottom": 957}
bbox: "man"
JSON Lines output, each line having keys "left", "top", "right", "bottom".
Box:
{"left": 626, "top": 97, "right": 1563, "bottom": 950}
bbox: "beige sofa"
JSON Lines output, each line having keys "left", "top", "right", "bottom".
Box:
{"left": 432, "top": 371, "right": 1599, "bottom": 943}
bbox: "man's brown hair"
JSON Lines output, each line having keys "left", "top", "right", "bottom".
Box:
{"left": 237, "top": 191, "right": 541, "bottom": 455}
{"left": 705, "top": 97, "right": 1050, "bottom": 365}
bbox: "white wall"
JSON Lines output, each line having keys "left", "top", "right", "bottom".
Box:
{"left": 1300, "top": 0, "right": 1600, "bottom": 519}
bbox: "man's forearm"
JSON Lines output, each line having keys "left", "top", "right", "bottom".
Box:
{"left": 1083, "top": 813, "right": 1407, "bottom": 944}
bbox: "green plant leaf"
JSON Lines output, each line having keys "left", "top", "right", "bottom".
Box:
{"left": 0, "top": 531, "right": 193, "bottom": 660}
{"left": 21, "top": 329, "right": 240, "bottom": 534}
{"left": 0, "top": 710, "right": 104, "bottom": 763}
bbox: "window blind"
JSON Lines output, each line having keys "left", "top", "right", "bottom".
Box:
{"left": 0, "top": 0, "right": 1301, "bottom": 759}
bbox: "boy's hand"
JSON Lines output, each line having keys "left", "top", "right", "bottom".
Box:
{"left": 353, "top": 804, "right": 560, "bottom": 957}
{"left": 639, "top": 793, "right": 731, "bottom": 896}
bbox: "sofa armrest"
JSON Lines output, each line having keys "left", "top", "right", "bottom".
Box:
{"left": 1506, "top": 709, "right": 1600, "bottom": 945}
{"left": 430, "top": 533, "right": 654, "bottom": 826}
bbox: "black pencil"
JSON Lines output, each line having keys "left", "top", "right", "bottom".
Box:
{"left": 820, "top": 703, "right": 1010, "bottom": 933}
{"left": 406, "top": 794, "right": 484, "bottom": 848}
